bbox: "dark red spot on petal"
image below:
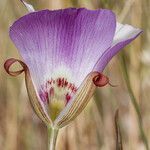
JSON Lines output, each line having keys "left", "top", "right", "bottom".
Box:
{"left": 49, "top": 87, "right": 54, "bottom": 97}
{"left": 64, "top": 80, "right": 68, "bottom": 87}
{"left": 66, "top": 93, "right": 71, "bottom": 103}
{"left": 39, "top": 92, "right": 48, "bottom": 103}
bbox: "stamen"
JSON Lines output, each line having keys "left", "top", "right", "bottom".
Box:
{"left": 39, "top": 77, "right": 77, "bottom": 104}
{"left": 66, "top": 93, "right": 71, "bottom": 104}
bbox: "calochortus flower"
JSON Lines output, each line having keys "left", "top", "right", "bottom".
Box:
{"left": 4, "top": 0, "right": 142, "bottom": 150}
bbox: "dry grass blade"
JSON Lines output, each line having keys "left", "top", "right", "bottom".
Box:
{"left": 20, "top": 0, "right": 35, "bottom": 12}
{"left": 115, "top": 109, "right": 123, "bottom": 150}
{"left": 120, "top": 53, "right": 149, "bottom": 150}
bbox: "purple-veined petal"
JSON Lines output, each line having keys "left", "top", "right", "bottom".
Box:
{"left": 7, "top": 7, "right": 142, "bottom": 127}
{"left": 93, "top": 22, "right": 142, "bottom": 71}
{"left": 53, "top": 21, "right": 142, "bottom": 127}
{"left": 20, "top": 0, "right": 35, "bottom": 12}
{"left": 9, "top": 8, "right": 116, "bottom": 96}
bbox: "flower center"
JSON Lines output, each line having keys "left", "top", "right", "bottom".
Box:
{"left": 39, "top": 66, "right": 77, "bottom": 120}
{"left": 39, "top": 76, "right": 77, "bottom": 121}
{"left": 39, "top": 77, "right": 77, "bottom": 104}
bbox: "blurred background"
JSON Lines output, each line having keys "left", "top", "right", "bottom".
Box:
{"left": 0, "top": 0, "right": 150, "bottom": 150}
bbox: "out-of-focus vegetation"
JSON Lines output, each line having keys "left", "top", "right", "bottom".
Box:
{"left": 0, "top": 0, "right": 150, "bottom": 150}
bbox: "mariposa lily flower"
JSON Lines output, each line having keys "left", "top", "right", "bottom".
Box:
{"left": 4, "top": 0, "right": 142, "bottom": 149}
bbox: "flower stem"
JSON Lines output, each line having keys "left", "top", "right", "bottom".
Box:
{"left": 48, "top": 126, "right": 59, "bottom": 150}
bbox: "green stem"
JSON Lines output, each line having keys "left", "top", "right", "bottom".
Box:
{"left": 120, "top": 53, "right": 149, "bottom": 150}
{"left": 48, "top": 126, "right": 59, "bottom": 150}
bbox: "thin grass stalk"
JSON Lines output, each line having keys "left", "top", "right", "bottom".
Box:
{"left": 120, "top": 52, "right": 149, "bottom": 150}
{"left": 115, "top": 109, "right": 123, "bottom": 150}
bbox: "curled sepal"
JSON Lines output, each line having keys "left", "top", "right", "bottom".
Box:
{"left": 4, "top": 58, "right": 52, "bottom": 126}
{"left": 20, "top": 0, "right": 35, "bottom": 12}
{"left": 54, "top": 72, "right": 109, "bottom": 128}
{"left": 93, "top": 73, "right": 109, "bottom": 87}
